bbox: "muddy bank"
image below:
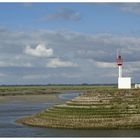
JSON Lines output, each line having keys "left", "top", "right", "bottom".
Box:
{"left": 17, "top": 89, "right": 140, "bottom": 129}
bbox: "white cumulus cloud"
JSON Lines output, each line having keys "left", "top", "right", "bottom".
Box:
{"left": 24, "top": 44, "right": 53, "bottom": 57}
{"left": 46, "top": 58, "right": 78, "bottom": 68}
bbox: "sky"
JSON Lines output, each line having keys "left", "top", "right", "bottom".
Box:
{"left": 0, "top": 3, "right": 140, "bottom": 85}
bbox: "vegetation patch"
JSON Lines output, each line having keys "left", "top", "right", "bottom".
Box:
{"left": 0, "top": 85, "right": 114, "bottom": 96}
{"left": 16, "top": 88, "right": 140, "bottom": 129}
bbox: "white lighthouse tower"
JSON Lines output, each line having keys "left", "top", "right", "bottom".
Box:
{"left": 116, "top": 53, "right": 131, "bottom": 89}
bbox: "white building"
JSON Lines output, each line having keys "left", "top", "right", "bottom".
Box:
{"left": 116, "top": 54, "right": 131, "bottom": 89}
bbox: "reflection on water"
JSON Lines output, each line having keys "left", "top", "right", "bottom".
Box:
{"left": 0, "top": 92, "right": 140, "bottom": 137}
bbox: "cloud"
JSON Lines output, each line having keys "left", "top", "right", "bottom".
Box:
{"left": 24, "top": 44, "right": 53, "bottom": 57}
{"left": 1, "top": 28, "right": 140, "bottom": 84}
{"left": 0, "top": 60, "right": 32, "bottom": 67}
{"left": 74, "top": 33, "right": 140, "bottom": 63}
{"left": 22, "top": 72, "right": 80, "bottom": 80}
{"left": 95, "top": 61, "right": 116, "bottom": 68}
{"left": 46, "top": 58, "right": 79, "bottom": 68}
{"left": 120, "top": 3, "right": 140, "bottom": 15}
{"left": 22, "top": 74, "right": 50, "bottom": 80}
{"left": 1, "top": 28, "right": 140, "bottom": 66}
{"left": 41, "top": 7, "right": 81, "bottom": 22}
{"left": 0, "top": 72, "right": 6, "bottom": 77}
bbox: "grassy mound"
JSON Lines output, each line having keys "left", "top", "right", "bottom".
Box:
{"left": 16, "top": 89, "right": 140, "bottom": 129}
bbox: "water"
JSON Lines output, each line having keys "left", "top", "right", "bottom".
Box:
{"left": 0, "top": 92, "right": 140, "bottom": 137}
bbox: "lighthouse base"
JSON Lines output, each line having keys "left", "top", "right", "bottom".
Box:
{"left": 118, "top": 77, "right": 131, "bottom": 89}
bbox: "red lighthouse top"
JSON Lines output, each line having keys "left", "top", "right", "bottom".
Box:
{"left": 116, "top": 55, "right": 123, "bottom": 66}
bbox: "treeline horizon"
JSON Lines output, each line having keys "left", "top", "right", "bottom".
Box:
{"left": 0, "top": 83, "right": 118, "bottom": 87}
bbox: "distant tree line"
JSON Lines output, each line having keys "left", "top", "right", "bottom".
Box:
{"left": 0, "top": 83, "right": 118, "bottom": 87}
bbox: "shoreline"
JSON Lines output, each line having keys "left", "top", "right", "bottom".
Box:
{"left": 0, "top": 90, "right": 62, "bottom": 96}
{"left": 0, "top": 85, "right": 115, "bottom": 96}
{"left": 0, "top": 90, "right": 83, "bottom": 96}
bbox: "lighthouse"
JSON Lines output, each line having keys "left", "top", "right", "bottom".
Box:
{"left": 116, "top": 53, "right": 131, "bottom": 89}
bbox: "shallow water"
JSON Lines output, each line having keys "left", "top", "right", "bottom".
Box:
{"left": 0, "top": 92, "right": 140, "bottom": 137}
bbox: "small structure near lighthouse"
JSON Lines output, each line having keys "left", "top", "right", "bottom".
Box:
{"left": 116, "top": 53, "right": 131, "bottom": 89}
